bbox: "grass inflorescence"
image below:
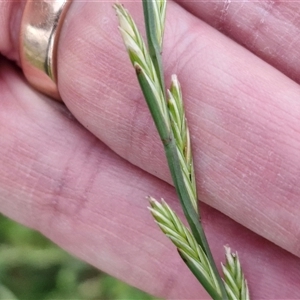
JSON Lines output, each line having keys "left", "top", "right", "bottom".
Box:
{"left": 115, "top": 1, "right": 250, "bottom": 299}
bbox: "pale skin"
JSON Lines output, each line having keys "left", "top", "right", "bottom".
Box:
{"left": 1, "top": 0, "right": 300, "bottom": 298}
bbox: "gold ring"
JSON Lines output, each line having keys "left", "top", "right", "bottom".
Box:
{"left": 20, "top": 0, "right": 72, "bottom": 100}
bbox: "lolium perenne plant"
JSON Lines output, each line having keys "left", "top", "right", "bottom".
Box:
{"left": 114, "top": 1, "right": 250, "bottom": 299}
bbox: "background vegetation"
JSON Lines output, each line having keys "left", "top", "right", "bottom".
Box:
{"left": 0, "top": 214, "right": 160, "bottom": 300}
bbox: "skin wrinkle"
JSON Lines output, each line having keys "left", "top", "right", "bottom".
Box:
{"left": 29, "top": 154, "right": 81, "bottom": 226}
{"left": 45, "top": 139, "right": 107, "bottom": 230}
{"left": 48, "top": 167, "right": 81, "bottom": 222}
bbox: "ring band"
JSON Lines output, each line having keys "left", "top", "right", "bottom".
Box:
{"left": 20, "top": 0, "right": 72, "bottom": 100}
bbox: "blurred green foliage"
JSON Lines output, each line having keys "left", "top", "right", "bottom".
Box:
{"left": 0, "top": 214, "right": 160, "bottom": 300}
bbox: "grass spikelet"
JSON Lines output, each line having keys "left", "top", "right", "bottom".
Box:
{"left": 149, "top": 197, "right": 222, "bottom": 297}
{"left": 222, "top": 247, "right": 250, "bottom": 300}
{"left": 114, "top": 3, "right": 170, "bottom": 133}
{"left": 167, "top": 75, "right": 198, "bottom": 212}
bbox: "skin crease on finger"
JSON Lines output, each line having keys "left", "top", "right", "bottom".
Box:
{"left": 1, "top": 0, "right": 300, "bottom": 297}
{"left": 56, "top": 0, "right": 300, "bottom": 258}
{"left": 1, "top": 58, "right": 300, "bottom": 299}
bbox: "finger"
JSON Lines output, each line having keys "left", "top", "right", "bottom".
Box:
{"left": 3, "top": 1, "right": 300, "bottom": 259}
{"left": 1, "top": 58, "right": 300, "bottom": 299}
{"left": 175, "top": 0, "right": 300, "bottom": 83}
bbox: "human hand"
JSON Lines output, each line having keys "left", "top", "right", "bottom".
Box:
{"left": 1, "top": 1, "right": 300, "bottom": 298}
